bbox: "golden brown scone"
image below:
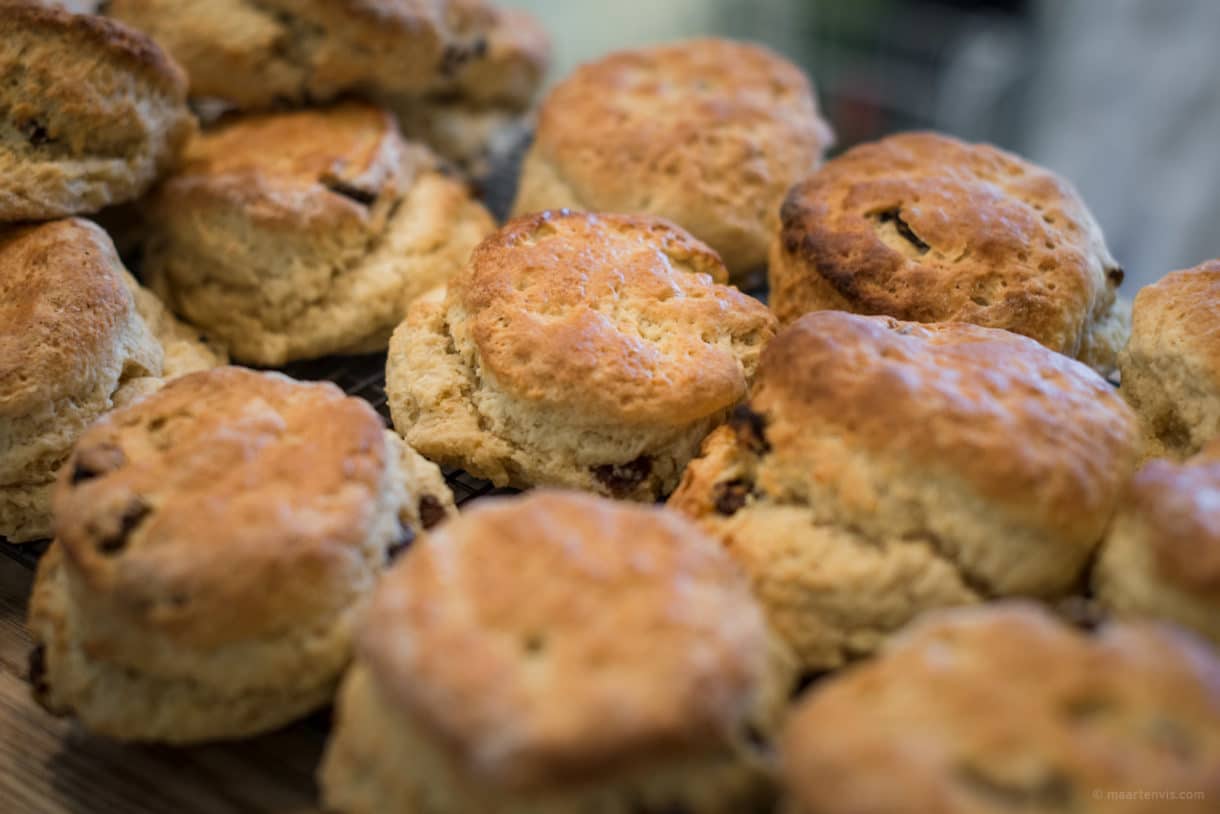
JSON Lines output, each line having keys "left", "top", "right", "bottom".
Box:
{"left": 771, "top": 132, "right": 1128, "bottom": 377}
{"left": 0, "top": 1, "right": 195, "bottom": 221}
{"left": 142, "top": 103, "right": 495, "bottom": 366}
{"left": 1119, "top": 260, "right": 1220, "bottom": 459}
{"left": 780, "top": 603, "right": 1220, "bottom": 814}
{"left": 384, "top": 3, "right": 549, "bottom": 184}
{"left": 1094, "top": 442, "right": 1220, "bottom": 647}
{"left": 104, "top": 0, "right": 448, "bottom": 110}
{"left": 0, "top": 218, "right": 222, "bottom": 544}
{"left": 669, "top": 311, "right": 1139, "bottom": 671}
{"left": 320, "top": 491, "right": 793, "bottom": 814}
{"left": 386, "top": 210, "right": 777, "bottom": 501}
{"left": 27, "top": 367, "right": 456, "bottom": 743}
{"left": 512, "top": 38, "right": 833, "bottom": 281}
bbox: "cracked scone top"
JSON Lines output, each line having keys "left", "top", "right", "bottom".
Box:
{"left": 771, "top": 132, "right": 1128, "bottom": 376}
{"left": 0, "top": 2, "right": 195, "bottom": 220}
{"left": 512, "top": 38, "right": 834, "bottom": 280}
{"left": 669, "top": 311, "right": 1139, "bottom": 670}
{"left": 1094, "top": 444, "right": 1220, "bottom": 647}
{"left": 780, "top": 604, "right": 1220, "bottom": 814}
{"left": 320, "top": 491, "right": 792, "bottom": 814}
{"left": 105, "top": 0, "right": 449, "bottom": 109}
{"left": 27, "top": 366, "right": 456, "bottom": 743}
{"left": 1119, "top": 260, "right": 1220, "bottom": 459}
{"left": 386, "top": 210, "right": 777, "bottom": 501}
{"left": 0, "top": 218, "right": 222, "bottom": 544}
{"left": 142, "top": 102, "right": 495, "bottom": 365}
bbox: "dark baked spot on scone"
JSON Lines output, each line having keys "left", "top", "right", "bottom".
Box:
{"left": 96, "top": 497, "right": 150, "bottom": 555}
{"left": 439, "top": 38, "right": 489, "bottom": 78}
{"left": 955, "top": 763, "right": 1075, "bottom": 809}
{"left": 712, "top": 479, "right": 752, "bottom": 516}
{"left": 874, "top": 208, "right": 930, "bottom": 255}
{"left": 70, "top": 443, "right": 127, "bottom": 485}
{"left": 521, "top": 632, "right": 547, "bottom": 656}
{"left": 19, "top": 118, "right": 53, "bottom": 148}
{"left": 417, "top": 494, "right": 447, "bottom": 530}
{"left": 728, "top": 404, "right": 770, "bottom": 454}
{"left": 1151, "top": 409, "right": 1192, "bottom": 452}
{"left": 592, "top": 456, "right": 653, "bottom": 498}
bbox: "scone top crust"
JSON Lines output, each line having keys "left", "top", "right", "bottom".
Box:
{"left": 455, "top": 210, "right": 776, "bottom": 426}
{"left": 527, "top": 38, "right": 833, "bottom": 272}
{"left": 775, "top": 132, "right": 1123, "bottom": 358}
{"left": 160, "top": 103, "right": 420, "bottom": 233}
{"left": 1118, "top": 451, "right": 1220, "bottom": 601}
{"left": 1, "top": 1, "right": 188, "bottom": 95}
{"left": 0, "top": 218, "right": 157, "bottom": 417}
{"left": 754, "top": 312, "right": 1137, "bottom": 542}
{"left": 781, "top": 604, "right": 1220, "bottom": 814}
{"left": 359, "top": 491, "right": 774, "bottom": 792}
{"left": 52, "top": 367, "right": 390, "bottom": 648}
{"left": 1127, "top": 259, "right": 1220, "bottom": 380}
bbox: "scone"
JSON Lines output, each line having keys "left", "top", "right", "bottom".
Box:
{"left": 669, "top": 311, "right": 1139, "bottom": 671}
{"left": 0, "top": 2, "right": 195, "bottom": 220}
{"left": 141, "top": 103, "right": 496, "bottom": 366}
{"left": 105, "top": 0, "right": 448, "bottom": 110}
{"left": 428, "top": 0, "right": 550, "bottom": 110}
{"left": 27, "top": 366, "right": 456, "bottom": 744}
{"left": 1094, "top": 444, "right": 1220, "bottom": 647}
{"left": 780, "top": 603, "right": 1220, "bottom": 814}
{"left": 512, "top": 38, "right": 834, "bottom": 281}
{"left": 386, "top": 3, "right": 550, "bottom": 184}
{"left": 386, "top": 210, "right": 777, "bottom": 501}
{"left": 771, "top": 131, "right": 1128, "bottom": 376}
{"left": 1119, "top": 260, "right": 1220, "bottom": 459}
{"left": 320, "top": 491, "right": 793, "bottom": 814}
{"left": 0, "top": 218, "right": 223, "bottom": 543}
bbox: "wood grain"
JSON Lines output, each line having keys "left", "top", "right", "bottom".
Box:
{"left": 0, "top": 555, "right": 327, "bottom": 814}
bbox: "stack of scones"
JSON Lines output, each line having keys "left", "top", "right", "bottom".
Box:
{"left": 3, "top": 2, "right": 1218, "bottom": 812}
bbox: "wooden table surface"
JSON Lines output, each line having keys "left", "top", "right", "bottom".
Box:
{"left": 0, "top": 553, "right": 326, "bottom": 814}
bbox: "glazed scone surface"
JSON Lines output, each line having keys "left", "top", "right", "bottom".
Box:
{"left": 387, "top": 210, "right": 777, "bottom": 500}
{"left": 143, "top": 103, "right": 495, "bottom": 365}
{"left": 780, "top": 603, "right": 1220, "bottom": 814}
{"left": 320, "top": 490, "right": 791, "bottom": 813}
{"left": 105, "top": 0, "right": 448, "bottom": 109}
{"left": 0, "top": 218, "right": 219, "bottom": 542}
{"left": 670, "top": 311, "right": 1139, "bottom": 669}
{"left": 771, "top": 131, "right": 1127, "bottom": 375}
{"left": 1095, "top": 444, "right": 1220, "bottom": 647}
{"left": 1119, "top": 260, "right": 1220, "bottom": 459}
{"left": 513, "top": 38, "right": 833, "bottom": 278}
{"left": 0, "top": 1, "right": 195, "bottom": 220}
{"left": 27, "top": 366, "right": 455, "bottom": 742}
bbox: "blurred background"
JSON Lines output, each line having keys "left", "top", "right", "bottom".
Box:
{"left": 514, "top": 0, "right": 1220, "bottom": 291}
